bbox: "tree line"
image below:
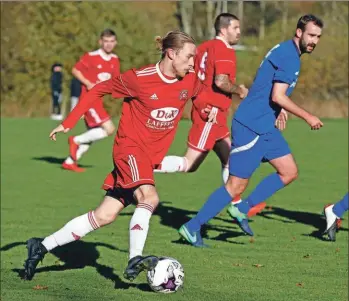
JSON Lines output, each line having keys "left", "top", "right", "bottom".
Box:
{"left": 1, "top": 1, "right": 347, "bottom": 117}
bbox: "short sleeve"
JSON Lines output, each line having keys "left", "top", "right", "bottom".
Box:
{"left": 214, "top": 48, "right": 236, "bottom": 78}
{"left": 269, "top": 54, "right": 294, "bottom": 85}
{"left": 74, "top": 53, "right": 90, "bottom": 73}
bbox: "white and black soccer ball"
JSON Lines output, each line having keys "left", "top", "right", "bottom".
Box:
{"left": 146, "top": 257, "right": 184, "bottom": 293}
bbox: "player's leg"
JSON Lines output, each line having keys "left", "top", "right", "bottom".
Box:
{"left": 63, "top": 102, "right": 114, "bottom": 171}
{"left": 154, "top": 147, "right": 208, "bottom": 173}
{"left": 124, "top": 184, "right": 160, "bottom": 281}
{"left": 213, "top": 135, "right": 265, "bottom": 217}
{"left": 155, "top": 108, "right": 214, "bottom": 174}
{"left": 323, "top": 193, "right": 349, "bottom": 241}
{"left": 179, "top": 120, "right": 264, "bottom": 244}
{"left": 24, "top": 195, "right": 125, "bottom": 280}
{"left": 213, "top": 135, "right": 230, "bottom": 183}
{"left": 56, "top": 92, "right": 63, "bottom": 120}
{"left": 229, "top": 131, "right": 295, "bottom": 222}
{"left": 179, "top": 175, "right": 250, "bottom": 246}
{"left": 50, "top": 91, "right": 60, "bottom": 120}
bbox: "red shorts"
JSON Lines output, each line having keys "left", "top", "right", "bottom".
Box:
{"left": 102, "top": 146, "right": 155, "bottom": 205}
{"left": 84, "top": 98, "right": 111, "bottom": 128}
{"left": 187, "top": 107, "right": 230, "bottom": 152}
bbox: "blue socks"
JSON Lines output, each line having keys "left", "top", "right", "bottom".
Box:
{"left": 186, "top": 186, "right": 232, "bottom": 232}
{"left": 333, "top": 193, "right": 349, "bottom": 218}
{"left": 237, "top": 173, "right": 285, "bottom": 214}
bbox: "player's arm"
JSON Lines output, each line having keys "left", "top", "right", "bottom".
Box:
{"left": 49, "top": 80, "right": 113, "bottom": 140}
{"left": 49, "top": 70, "right": 139, "bottom": 140}
{"left": 214, "top": 74, "right": 248, "bottom": 98}
{"left": 72, "top": 54, "right": 95, "bottom": 90}
{"left": 271, "top": 83, "right": 323, "bottom": 130}
{"left": 72, "top": 67, "right": 95, "bottom": 90}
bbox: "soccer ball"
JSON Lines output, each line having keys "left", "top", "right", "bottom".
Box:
{"left": 146, "top": 257, "right": 184, "bottom": 293}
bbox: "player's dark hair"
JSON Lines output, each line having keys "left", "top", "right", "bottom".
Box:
{"left": 100, "top": 28, "right": 117, "bottom": 39}
{"left": 214, "top": 13, "right": 239, "bottom": 36}
{"left": 155, "top": 31, "right": 195, "bottom": 59}
{"left": 296, "top": 14, "right": 324, "bottom": 32}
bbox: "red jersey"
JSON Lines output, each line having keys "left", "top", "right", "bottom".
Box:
{"left": 195, "top": 37, "right": 237, "bottom": 112}
{"left": 63, "top": 63, "right": 202, "bottom": 166}
{"left": 74, "top": 49, "right": 120, "bottom": 97}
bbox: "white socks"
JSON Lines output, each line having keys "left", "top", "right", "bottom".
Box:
{"left": 41, "top": 211, "right": 100, "bottom": 251}
{"left": 74, "top": 127, "right": 108, "bottom": 145}
{"left": 222, "top": 165, "right": 229, "bottom": 184}
{"left": 64, "top": 144, "right": 90, "bottom": 164}
{"left": 155, "top": 156, "right": 188, "bottom": 173}
{"left": 129, "top": 204, "right": 154, "bottom": 259}
{"left": 64, "top": 127, "right": 107, "bottom": 164}
{"left": 76, "top": 144, "right": 90, "bottom": 160}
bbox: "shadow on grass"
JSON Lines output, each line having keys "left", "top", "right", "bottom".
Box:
{"left": 1, "top": 241, "right": 151, "bottom": 291}
{"left": 258, "top": 206, "right": 348, "bottom": 240}
{"left": 121, "top": 201, "right": 247, "bottom": 246}
{"left": 32, "top": 156, "right": 93, "bottom": 168}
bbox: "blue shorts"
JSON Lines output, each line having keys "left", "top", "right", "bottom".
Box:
{"left": 229, "top": 119, "right": 291, "bottom": 179}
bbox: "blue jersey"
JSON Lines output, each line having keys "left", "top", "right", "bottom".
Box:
{"left": 234, "top": 40, "right": 301, "bottom": 134}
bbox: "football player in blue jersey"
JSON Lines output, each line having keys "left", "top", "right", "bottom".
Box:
{"left": 179, "top": 14, "right": 324, "bottom": 245}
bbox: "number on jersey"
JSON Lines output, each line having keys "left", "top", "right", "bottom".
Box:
{"left": 197, "top": 51, "right": 208, "bottom": 81}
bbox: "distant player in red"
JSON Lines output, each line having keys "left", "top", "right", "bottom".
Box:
{"left": 24, "top": 31, "right": 208, "bottom": 282}
{"left": 155, "top": 14, "right": 247, "bottom": 182}
{"left": 62, "top": 29, "right": 120, "bottom": 172}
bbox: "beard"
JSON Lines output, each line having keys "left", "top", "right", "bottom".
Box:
{"left": 299, "top": 37, "right": 316, "bottom": 54}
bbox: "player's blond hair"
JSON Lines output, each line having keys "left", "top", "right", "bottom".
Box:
{"left": 155, "top": 31, "right": 195, "bottom": 58}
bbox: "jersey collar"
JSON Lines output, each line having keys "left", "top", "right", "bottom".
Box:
{"left": 156, "top": 62, "right": 178, "bottom": 84}
{"left": 98, "top": 49, "right": 113, "bottom": 61}
{"left": 215, "top": 36, "right": 233, "bottom": 49}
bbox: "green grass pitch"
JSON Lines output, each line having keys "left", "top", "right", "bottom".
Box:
{"left": 1, "top": 118, "right": 348, "bottom": 301}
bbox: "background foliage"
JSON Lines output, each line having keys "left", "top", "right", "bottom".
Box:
{"left": 1, "top": 1, "right": 348, "bottom": 117}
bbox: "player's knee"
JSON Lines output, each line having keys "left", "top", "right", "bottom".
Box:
{"left": 94, "top": 210, "right": 117, "bottom": 226}
{"left": 225, "top": 176, "right": 248, "bottom": 197}
{"left": 105, "top": 125, "right": 115, "bottom": 136}
{"left": 280, "top": 167, "right": 298, "bottom": 185}
{"left": 137, "top": 191, "right": 160, "bottom": 209}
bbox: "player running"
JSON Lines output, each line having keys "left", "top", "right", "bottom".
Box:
{"left": 23, "top": 31, "right": 209, "bottom": 281}
{"left": 62, "top": 29, "right": 120, "bottom": 172}
{"left": 155, "top": 13, "right": 247, "bottom": 183}
{"left": 323, "top": 193, "right": 348, "bottom": 241}
{"left": 179, "top": 14, "right": 324, "bottom": 246}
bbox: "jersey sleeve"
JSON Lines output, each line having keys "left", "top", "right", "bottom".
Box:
{"left": 269, "top": 54, "right": 294, "bottom": 85}
{"left": 214, "top": 48, "right": 237, "bottom": 79}
{"left": 74, "top": 53, "right": 90, "bottom": 74}
{"left": 111, "top": 69, "right": 139, "bottom": 99}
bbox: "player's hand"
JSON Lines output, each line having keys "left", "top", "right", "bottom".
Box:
{"left": 238, "top": 84, "right": 248, "bottom": 99}
{"left": 86, "top": 82, "right": 96, "bottom": 90}
{"left": 306, "top": 115, "right": 323, "bottom": 130}
{"left": 202, "top": 105, "right": 218, "bottom": 124}
{"left": 49, "top": 124, "right": 69, "bottom": 141}
{"left": 275, "top": 109, "right": 288, "bottom": 131}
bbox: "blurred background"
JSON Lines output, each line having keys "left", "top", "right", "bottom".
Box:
{"left": 1, "top": 1, "right": 348, "bottom": 118}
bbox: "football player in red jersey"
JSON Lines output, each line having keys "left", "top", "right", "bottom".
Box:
{"left": 62, "top": 29, "right": 120, "bottom": 172}
{"left": 155, "top": 14, "right": 247, "bottom": 182}
{"left": 24, "top": 31, "right": 208, "bottom": 282}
